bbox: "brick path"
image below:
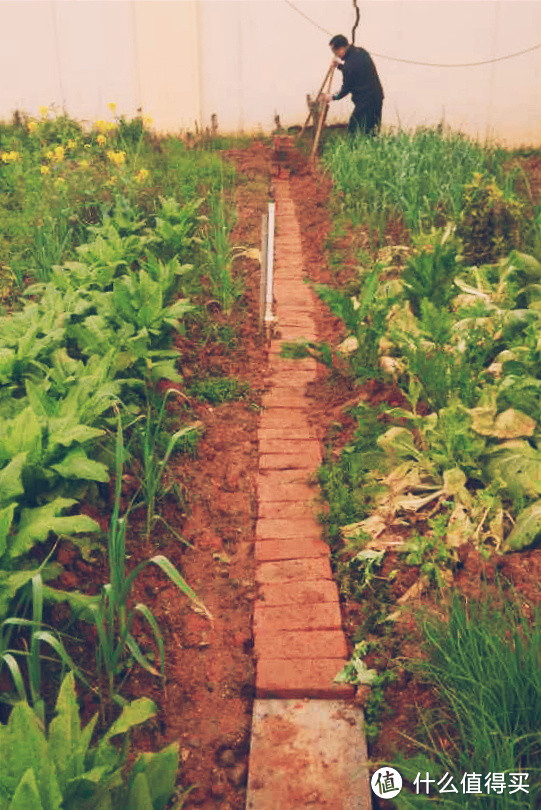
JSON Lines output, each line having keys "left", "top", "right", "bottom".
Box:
{"left": 254, "top": 179, "right": 354, "bottom": 700}
{"left": 246, "top": 177, "right": 370, "bottom": 808}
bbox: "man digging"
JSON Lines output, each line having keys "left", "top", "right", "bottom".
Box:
{"left": 322, "top": 33, "right": 384, "bottom": 136}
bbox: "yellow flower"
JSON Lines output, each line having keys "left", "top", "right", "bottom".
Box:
{"left": 78, "top": 159, "right": 90, "bottom": 169}
{"left": 105, "top": 121, "right": 117, "bottom": 132}
{"left": 1, "top": 151, "right": 21, "bottom": 163}
{"left": 94, "top": 119, "right": 108, "bottom": 133}
{"left": 107, "top": 149, "right": 126, "bottom": 166}
{"left": 67, "top": 139, "right": 76, "bottom": 150}
{"left": 38, "top": 105, "right": 49, "bottom": 118}
{"left": 27, "top": 121, "right": 38, "bottom": 133}
{"left": 135, "top": 168, "right": 150, "bottom": 183}
{"left": 53, "top": 145, "right": 65, "bottom": 162}
{"left": 96, "top": 134, "right": 107, "bottom": 146}
{"left": 40, "top": 165, "right": 51, "bottom": 175}
{"left": 107, "top": 102, "right": 117, "bottom": 114}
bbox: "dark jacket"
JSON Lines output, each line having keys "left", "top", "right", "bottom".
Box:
{"left": 334, "top": 45, "right": 383, "bottom": 108}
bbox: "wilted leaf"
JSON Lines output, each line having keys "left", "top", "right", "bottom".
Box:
{"left": 470, "top": 406, "right": 536, "bottom": 438}
{"left": 485, "top": 440, "right": 541, "bottom": 499}
{"left": 504, "top": 499, "right": 541, "bottom": 551}
{"left": 377, "top": 427, "right": 419, "bottom": 460}
{"left": 446, "top": 503, "right": 473, "bottom": 547}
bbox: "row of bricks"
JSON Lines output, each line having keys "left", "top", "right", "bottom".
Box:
{"left": 255, "top": 183, "right": 352, "bottom": 699}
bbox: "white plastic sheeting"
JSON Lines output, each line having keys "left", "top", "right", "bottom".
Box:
{"left": 0, "top": 1, "right": 540, "bottom": 145}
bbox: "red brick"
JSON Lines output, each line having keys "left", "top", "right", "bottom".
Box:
{"left": 256, "top": 658, "right": 354, "bottom": 699}
{"left": 254, "top": 630, "right": 347, "bottom": 660}
{"left": 259, "top": 438, "right": 320, "bottom": 455}
{"left": 257, "top": 500, "right": 316, "bottom": 520}
{"left": 259, "top": 437, "right": 321, "bottom": 461}
{"left": 258, "top": 427, "right": 316, "bottom": 441}
{"left": 258, "top": 579, "right": 337, "bottom": 606}
{"left": 259, "top": 452, "right": 320, "bottom": 471}
{"left": 259, "top": 411, "right": 310, "bottom": 430}
{"left": 258, "top": 481, "right": 316, "bottom": 504}
{"left": 254, "top": 538, "right": 329, "bottom": 561}
{"left": 253, "top": 601, "right": 342, "bottom": 633}
{"left": 256, "top": 517, "right": 320, "bottom": 539}
{"left": 261, "top": 392, "right": 309, "bottom": 410}
{"left": 256, "top": 558, "right": 332, "bottom": 584}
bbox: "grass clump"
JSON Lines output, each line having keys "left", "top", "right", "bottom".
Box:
{"left": 187, "top": 375, "right": 250, "bottom": 404}
{"left": 392, "top": 595, "right": 540, "bottom": 808}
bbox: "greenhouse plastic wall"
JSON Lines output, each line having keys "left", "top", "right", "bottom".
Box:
{"left": 0, "top": 0, "right": 540, "bottom": 145}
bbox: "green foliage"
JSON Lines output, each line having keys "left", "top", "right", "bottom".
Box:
{"left": 403, "top": 514, "right": 456, "bottom": 587}
{"left": 186, "top": 375, "right": 250, "bottom": 404}
{"left": 457, "top": 173, "right": 526, "bottom": 264}
{"left": 322, "top": 127, "right": 510, "bottom": 232}
{"left": 0, "top": 671, "right": 180, "bottom": 810}
{"left": 402, "top": 227, "right": 461, "bottom": 316}
{"left": 392, "top": 597, "right": 541, "bottom": 809}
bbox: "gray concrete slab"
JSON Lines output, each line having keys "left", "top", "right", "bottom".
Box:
{"left": 247, "top": 699, "right": 372, "bottom": 809}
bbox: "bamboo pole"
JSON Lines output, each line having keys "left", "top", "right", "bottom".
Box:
{"left": 300, "top": 62, "right": 334, "bottom": 137}
{"left": 310, "top": 64, "right": 336, "bottom": 160}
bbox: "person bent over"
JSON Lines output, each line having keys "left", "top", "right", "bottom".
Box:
{"left": 324, "top": 34, "right": 384, "bottom": 136}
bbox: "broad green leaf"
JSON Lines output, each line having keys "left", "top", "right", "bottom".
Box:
{"left": 0, "top": 569, "right": 40, "bottom": 621}
{"left": 49, "top": 673, "right": 81, "bottom": 790}
{"left": 48, "top": 422, "right": 104, "bottom": 449}
{"left": 0, "top": 408, "right": 42, "bottom": 465}
{"left": 0, "top": 453, "right": 27, "bottom": 505}
{"left": 11, "top": 500, "right": 100, "bottom": 559}
{"left": 51, "top": 448, "right": 109, "bottom": 483}
{"left": 8, "top": 769, "right": 44, "bottom": 810}
{"left": 504, "top": 499, "right": 541, "bottom": 551}
{"left": 485, "top": 440, "right": 541, "bottom": 499}
{"left": 102, "top": 698, "right": 156, "bottom": 743}
{"left": 126, "top": 772, "right": 154, "bottom": 810}
{"left": 7, "top": 703, "right": 62, "bottom": 810}
{"left": 133, "top": 744, "right": 179, "bottom": 810}
{"left": 0, "top": 504, "right": 16, "bottom": 558}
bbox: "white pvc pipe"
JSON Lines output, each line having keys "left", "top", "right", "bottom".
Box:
{"left": 264, "top": 201, "right": 275, "bottom": 324}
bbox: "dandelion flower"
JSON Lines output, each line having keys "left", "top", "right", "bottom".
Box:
{"left": 1, "top": 151, "right": 21, "bottom": 163}
{"left": 40, "top": 165, "right": 51, "bottom": 175}
{"left": 135, "top": 168, "right": 150, "bottom": 183}
{"left": 96, "top": 134, "right": 107, "bottom": 146}
{"left": 107, "top": 149, "right": 126, "bottom": 166}
{"left": 27, "top": 121, "right": 38, "bottom": 133}
{"left": 53, "top": 145, "right": 65, "bottom": 162}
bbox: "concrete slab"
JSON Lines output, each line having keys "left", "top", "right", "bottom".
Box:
{"left": 247, "top": 699, "right": 371, "bottom": 809}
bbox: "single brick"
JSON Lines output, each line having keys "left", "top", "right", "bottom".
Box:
{"left": 261, "top": 392, "right": 309, "bottom": 410}
{"left": 258, "top": 481, "right": 316, "bottom": 504}
{"left": 259, "top": 452, "right": 320, "bottom": 472}
{"left": 256, "top": 658, "right": 354, "bottom": 700}
{"left": 257, "top": 500, "right": 317, "bottom": 520}
{"left": 259, "top": 411, "right": 311, "bottom": 430}
{"left": 254, "top": 538, "right": 329, "bottom": 561}
{"left": 258, "top": 426, "right": 317, "bottom": 441}
{"left": 258, "top": 438, "right": 320, "bottom": 455}
{"left": 256, "top": 517, "right": 320, "bottom": 539}
{"left": 254, "top": 630, "right": 347, "bottom": 660}
{"left": 256, "top": 558, "right": 332, "bottom": 584}
{"left": 253, "top": 601, "right": 342, "bottom": 633}
{"left": 258, "top": 579, "right": 337, "bottom": 606}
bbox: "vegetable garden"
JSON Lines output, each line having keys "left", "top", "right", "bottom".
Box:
{"left": 0, "top": 107, "right": 539, "bottom": 809}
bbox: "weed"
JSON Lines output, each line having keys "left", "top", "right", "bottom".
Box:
{"left": 393, "top": 595, "right": 541, "bottom": 808}
{"left": 187, "top": 375, "right": 250, "bottom": 404}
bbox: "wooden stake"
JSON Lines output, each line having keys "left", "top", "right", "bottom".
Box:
{"left": 300, "top": 62, "right": 334, "bottom": 137}
{"left": 310, "top": 65, "right": 336, "bottom": 160}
